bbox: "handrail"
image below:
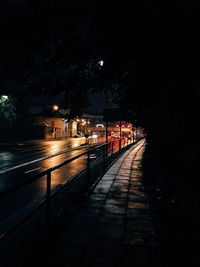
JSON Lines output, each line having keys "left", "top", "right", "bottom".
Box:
{"left": 0, "top": 141, "right": 116, "bottom": 198}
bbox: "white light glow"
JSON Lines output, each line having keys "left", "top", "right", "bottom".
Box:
{"left": 99, "top": 60, "right": 104, "bottom": 66}
{"left": 52, "top": 105, "right": 59, "bottom": 111}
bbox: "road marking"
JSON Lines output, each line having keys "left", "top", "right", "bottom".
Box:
{"left": 0, "top": 157, "right": 46, "bottom": 174}
{"left": 24, "top": 167, "right": 42, "bottom": 174}
{"left": 0, "top": 145, "right": 89, "bottom": 174}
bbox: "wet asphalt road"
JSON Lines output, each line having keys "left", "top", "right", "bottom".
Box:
{"left": 0, "top": 136, "right": 129, "bottom": 234}
{"left": 0, "top": 137, "right": 108, "bottom": 227}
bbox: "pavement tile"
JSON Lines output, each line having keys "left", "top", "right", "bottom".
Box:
{"left": 126, "top": 208, "right": 152, "bottom": 219}
{"left": 126, "top": 221, "right": 154, "bottom": 232}
{"left": 100, "top": 177, "right": 116, "bottom": 182}
{"left": 93, "top": 187, "right": 111, "bottom": 194}
{"left": 128, "top": 195, "right": 147, "bottom": 203}
{"left": 113, "top": 180, "right": 129, "bottom": 185}
{"left": 83, "top": 257, "right": 120, "bottom": 267}
{"left": 57, "top": 229, "right": 92, "bottom": 245}
{"left": 92, "top": 223, "right": 124, "bottom": 239}
{"left": 102, "top": 204, "right": 127, "bottom": 215}
{"left": 83, "top": 199, "right": 105, "bottom": 208}
{"left": 68, "top": 214, "right": 98, "bottom": 230}
{"left": 110, "top": 185, "right": 129, "bottom": 193}
{"left": 129, "top": 189, "right": 145, "bottom": 196}
{"left": 101, "top": 173, "right": 116, "bottom": 179}
{"left": 121, "top": 166, "right": 132, "bottom": 170}
{"left": 84, "top": 238, "right": 122, "bottom": 258}
{"left": 115, "top": 175, "right": 130, "bottom": 180}
{"left": 130, "top": 170, "right": 142, "bottom": 175}
{"left": 126, "top": 217, "right": 154, "bottom": 226}
{"left": 76, "top": 207, "right": 101, "bottom": 217}
{"left": 89, "top": 193, "right": 108, "bottom": 200}
{"left": 117, "top": 171, "right": 131, "bottom": 177}
{"left": 97, "top": 213, "right": 125, "bottom": 225}
{"left": 51, "top": 244, "right": 85, "bottom": 266}
{"left": 129, "top": 181, "right": 143, "bottom": 187}
{"left": 130, "top": 176, "right": 142, "bottom": 182}
{"left": 127, "top": 202, "right": 147, "bottom": 209}
{"left": 96, "top": 181, "right": 113, "bottom": 187}
{"left": 123, "top": 234, "right": 145, "bottom": 246}
{"left": 120, "top": 166, "right": 132, "bottom": 170}
{"left": 106, "top": 170, "right": 119, "bottom": 175}
{"left": 105, "top": 198, "right": 127, "bottom": 206}
{"left": 133, "top": 185, "right": 145, "bottom": 191}
{"left": 95, "top": 184, "right": 112, "bottom": 189}
{"left": 108, "top": 191, "right": 128, "bottom": 199}
{"left": 122, "top": 244, "right": 161, "bottom": 267}
{"left": 108, "top": 167, "right": 120, "bottom": 172}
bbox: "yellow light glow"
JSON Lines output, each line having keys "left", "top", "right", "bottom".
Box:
{"left": 52, "top": 105, "right": 59, "bottom": 111}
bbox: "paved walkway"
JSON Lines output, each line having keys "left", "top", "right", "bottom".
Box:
{"left": 45, "top": 139, "right": 161, "bottom": 267}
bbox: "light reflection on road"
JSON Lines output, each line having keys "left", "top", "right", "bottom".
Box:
{"left": 0, "top": 137, "right": 134, "bottom": 228}
{"left": 0, "top": 137, "right": 106, "bottom": 171}
{"left": 40, "top": 156, "right": 87, "bottom": 192}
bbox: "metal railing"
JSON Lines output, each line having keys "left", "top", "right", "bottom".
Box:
{"left": 0, "top": 137, "right": 135, "bottom": 242}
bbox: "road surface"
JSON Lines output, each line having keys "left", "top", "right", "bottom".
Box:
{"left": 0, "top": 136, "right": 124, "bottom": 234}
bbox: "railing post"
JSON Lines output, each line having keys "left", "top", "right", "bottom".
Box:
{"left": 119, "top": 120, "right": 122, "bottom": 149}
{"left": 103, "top": 145, "right": 106, "bottom": 170}
{"left": 111, "top": 141, "right": 114, "bottom": 155}
{"left": 87, "top": 150, "right": 90, "bottom": 189}
{"left": 106, "top": 143, "right": 108, "bottom": 162}
{"left": 46, "top": 172, "right": 51, "bottom": 225}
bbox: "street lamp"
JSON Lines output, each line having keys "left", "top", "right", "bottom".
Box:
{"left": 99, "top": 60, "right": 104, "bottom": 66}
{"left": 1, "top": 95, "right": 8, "bottom": 100}
{"left": 52, "top": 105, "right": 59, "bottom": 111}
{"left": 0, "top": 95, "right": 9, "bottom": 103}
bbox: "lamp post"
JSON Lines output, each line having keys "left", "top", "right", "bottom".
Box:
{"left": 50, "top": 105, "right": 59, "bottom": 139}
{"left": 86, "top": 120, "right": 90, "bottom": 133}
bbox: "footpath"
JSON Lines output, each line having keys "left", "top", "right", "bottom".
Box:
{"left": 27, "top": 139, "right": 161, "bottom": 267}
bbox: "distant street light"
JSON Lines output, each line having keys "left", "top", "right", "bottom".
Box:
{"left": 98, "top": 60, "right": 104, "bottom": 66}
{"left": 0, "top": 95, "right": 9, "bottom": 103}
{"left": 2, "top": 95, "right": 8, "bottom": 100}
{"left": 52, "top": 105, "right": 59, "bottom": 111}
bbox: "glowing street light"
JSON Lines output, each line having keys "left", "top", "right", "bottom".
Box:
{"left": 52, "top": 105, "right": 59, "bottom": 111}
{"left": 98, "top": 60, "right": 104, "bottom": 66}
{"left": 0, "top": 95, "right": 9, "bottom": 103}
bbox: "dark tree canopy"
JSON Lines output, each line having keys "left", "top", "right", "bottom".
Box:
{"left": 0, "top": 1, "right": 200, "bottom": 150}
{"left": 0, "top": 1, "right": 200, "bottom": 265}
